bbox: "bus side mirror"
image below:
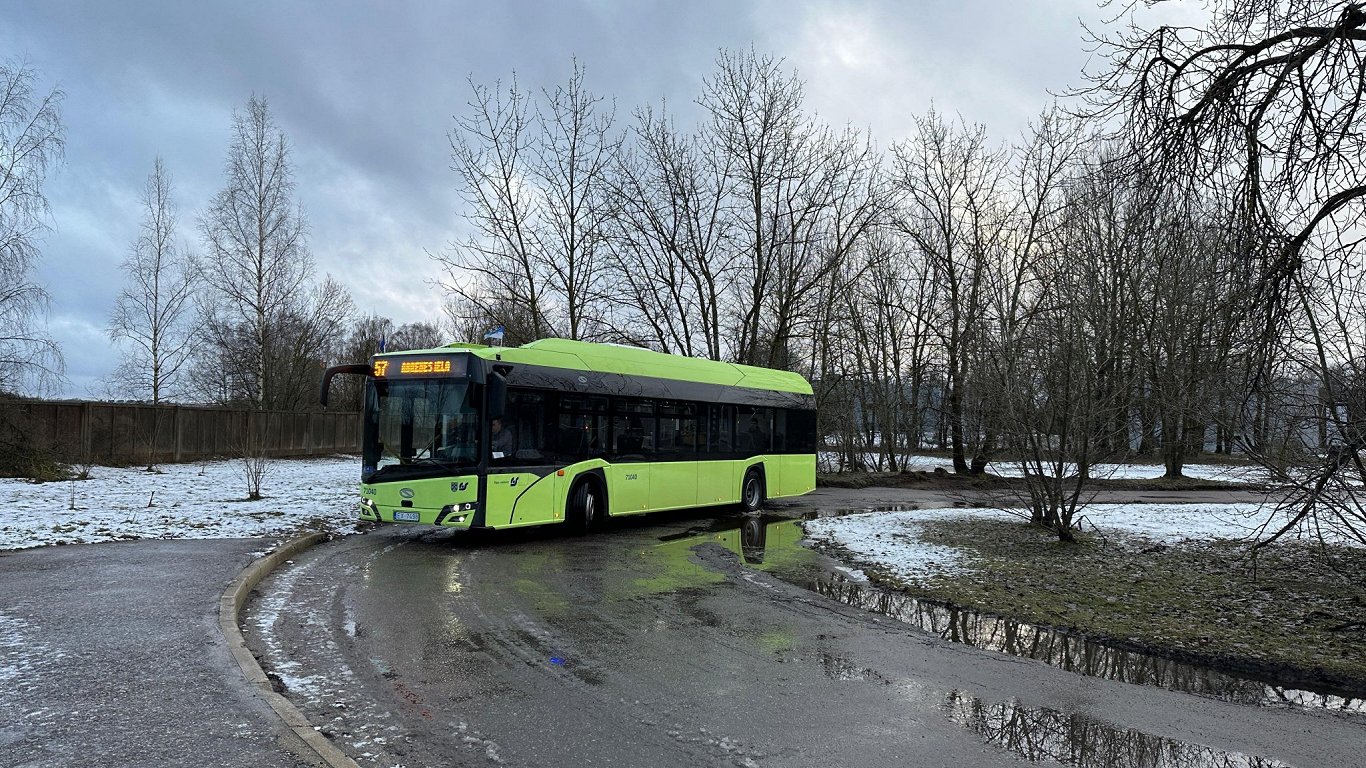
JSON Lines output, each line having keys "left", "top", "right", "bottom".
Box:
{"left": 320, "top": 363, "right": 373, "bottom": 407}
{"left": 487, "top": 367, "right": 508, "bottom": 420}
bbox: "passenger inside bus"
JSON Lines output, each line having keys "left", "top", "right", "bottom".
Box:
{"left": 743, "top": 417, "right": 768, "bottom": 451}
{"left": 490, "top": 417, "right": 516, "bottom": 457}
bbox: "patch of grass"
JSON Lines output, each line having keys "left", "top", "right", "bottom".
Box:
{"left": 817, "top": 472, "right": 875, "bottom": 489}
{"left": 862, "top": 517, "right": 1366, "bottom": 692}
{"left": 1091, "top": 476, "right": 1263, "bottom": 491}
{"left": 817, "top": 470, "right": 1009, "bottom": 490}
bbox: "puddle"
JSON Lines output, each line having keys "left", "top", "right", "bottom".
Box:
{"left": 943, "top": 690, "right": 1294, "bottom": 768}
{"left": 811, "top": 574, "right": 1366, "bottom": 715}
{"left": 667, "top": 510, "right": 1366, "bottom": 715}
{"left": 657, "top": 513, "right": 1316, "bottom": 766}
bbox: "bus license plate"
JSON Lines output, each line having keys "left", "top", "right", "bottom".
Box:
{"left": 393, "top": 511, "right": 420, "bottom": 523}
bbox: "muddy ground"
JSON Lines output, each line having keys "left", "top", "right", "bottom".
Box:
{"left": 801, "top": 472, "right": 1366, "bottom": 697}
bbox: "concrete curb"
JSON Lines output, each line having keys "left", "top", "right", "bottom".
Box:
{"left": 219, "top": 533, "right": 361, "bottom": 768}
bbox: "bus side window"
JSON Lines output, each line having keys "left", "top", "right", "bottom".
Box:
{"left": 772, "top": 409, "right": 787, "bottom": 452}
{"left": 657, "top": 400, "right": 697, "bottom": 456}
{"left": 556, "top": 394, "right": 607, "bottom": 460}
{"left": 708, "top": 405, "right": 734, "bottom": 455}
{"left": 498, "top": 390, "right": 548, "bottom": 464}
{"left": 738, "top": 407, "right": 771, "bottom": 453}
{"left": 792, "top": 409, "right": 817, "bottom": 452}
{"left": 611, "top": 398, "right": 655, "bottom": 458}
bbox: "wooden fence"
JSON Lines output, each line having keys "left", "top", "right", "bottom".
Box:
{"left": 6, "top": 399, "right": 362, "bottom": 465}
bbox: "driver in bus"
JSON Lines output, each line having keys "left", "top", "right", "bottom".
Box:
{"left": 491, "top": 417, "right": 516, "bottom": 458}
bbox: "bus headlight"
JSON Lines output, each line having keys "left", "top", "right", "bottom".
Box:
{"left": 438, "top": 503, "right": 476, "bottom": 526}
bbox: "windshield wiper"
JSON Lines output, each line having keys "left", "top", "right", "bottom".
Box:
{"left": 412, "top": 456, "right": 477, "bottom": 469}
{"left": 369, "top": 458, "right": 476, "bottom": 481}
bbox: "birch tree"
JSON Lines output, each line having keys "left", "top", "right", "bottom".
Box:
{"left": 198, "top": 94, "right": 350, "bottom": 409}
{"left": 0, "top": 59, "right": 64, "bottom": 394}
{"left": 109, "top": 158, "right": 198, "bottom": 403}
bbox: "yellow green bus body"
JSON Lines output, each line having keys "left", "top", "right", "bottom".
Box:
{"left": 338, "top": 338, "right": 818, "bottom": 532}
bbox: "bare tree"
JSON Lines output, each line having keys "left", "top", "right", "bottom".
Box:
{"left": 990, "top": 272, "right": 1123, "bottom": 541}
{"left": 535, "top": 62, "right": 620, "bottom": 340}
{"left": 0, "top": 58, "right": 64, "bottom": 394}
{"left": 993, "top": 154, "right": 1137, "bottom": 538}
{"left": 696, "top": 48, "right": 810, "bottom": 367}
{"left": 813, "top": 231, "right": 937, "bottom": 472}
{"left": 238, "top": 412, "right": 270, "bottom": 501}
{"left": 891, "top": 110, "right": 1009, "bottom": 473}
{"left": 389, "top": 320, "right": 445, "bottom": 351}
{"left": 438, "top": 62, "right": 620, "bottom": 342}
{"left": 1087, "top": 1, "right": 1366, "bottom": 547}
{"left": 605, "top": 105, "right": 736, "bottom": 358}
{"left": 1086, "top": 1, "right": 1366, "bottom": 334}
{"left": 109, "top": 158, "right": 198, "bottom": 403}
{"left": 1132, "top": 195, "right": 1256, "bottom": 478}
{"left": 198, "top": 94, "right": 349, "bottom": 409}
{"left": 698, "top": 49, "right": 887, "bottom": 370}
{"left": 441, "top": 73, "right": 546, "bottom": 338}
{"left": 266, "top": 277, "right": 353, "bottom": 411}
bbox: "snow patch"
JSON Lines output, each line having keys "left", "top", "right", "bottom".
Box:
{"left": 0, "top": 613, "right": 54, "bottom": 685}
{"left": 0, "top": 456, "right": 362, "bottom": 550}
{"left": 818, "top": 452, "right": 1273, "bottom": 484}
{"left": 805, "top": 501, "right": 1359, "bottom": 584}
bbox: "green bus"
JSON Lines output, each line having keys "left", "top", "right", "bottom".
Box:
{"left": 321, "top": 338, "right": 817, "bottom": 532}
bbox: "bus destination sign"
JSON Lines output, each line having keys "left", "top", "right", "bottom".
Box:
{"left": 373, "top": 356, "right": 467, "bottom": 378}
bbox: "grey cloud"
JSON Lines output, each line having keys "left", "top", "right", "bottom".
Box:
{"left": 5, "top": 0, "right": 1139, "bottom": 397}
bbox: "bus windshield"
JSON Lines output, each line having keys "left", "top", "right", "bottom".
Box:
{"left": 362, "top": 378, "right": 480, "bottom": 481}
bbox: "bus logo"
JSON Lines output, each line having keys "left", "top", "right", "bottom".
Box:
{"left": 450, "top": 482, "right": 469, "bottom": 492}
{"left": 510, "top": 477, "right": 520, "bottom": 487}
{"left": 399, "top": 488, "right": 415, "bottom": 499}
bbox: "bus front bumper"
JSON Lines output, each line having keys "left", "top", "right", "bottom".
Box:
{"left": 358, "top": 499, "right": 478, "bottom": 528}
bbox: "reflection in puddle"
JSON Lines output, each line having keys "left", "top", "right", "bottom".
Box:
{"left": 810, "top": 572, "right": 1366, "bottom": 715}
{"left": 641, "top": 512, "right": 1324, "bottom": 766}
{"left": 673, "top": 511, "right": 1364, "bottom": 715}
{"left": 944, "top": 690, "right": 1293, "bottom": 768}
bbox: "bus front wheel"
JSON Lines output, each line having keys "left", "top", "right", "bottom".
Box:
{"left": 740, "top": 469, "right": 764, "bottom": 512}
{"left": 568, "top": 480, "right": 601, "bottom": 534}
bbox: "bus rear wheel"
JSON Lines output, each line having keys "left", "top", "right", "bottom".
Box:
{"left": 568, "top": 480, "right": 601, "bottom": 534}
{"left": 740, "top": 469, "right": 764, "bottom": 512}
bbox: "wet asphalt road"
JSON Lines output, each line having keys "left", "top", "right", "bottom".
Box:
{"left": 246, "top": 488, "right": 1366, "bottom": 768}
{"left": 0, "top": 539, "right": 316, "bottom": 768}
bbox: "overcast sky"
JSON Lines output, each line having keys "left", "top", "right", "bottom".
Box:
{"left": 5, "top": 0, "right": 1199, "bottom": 398}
